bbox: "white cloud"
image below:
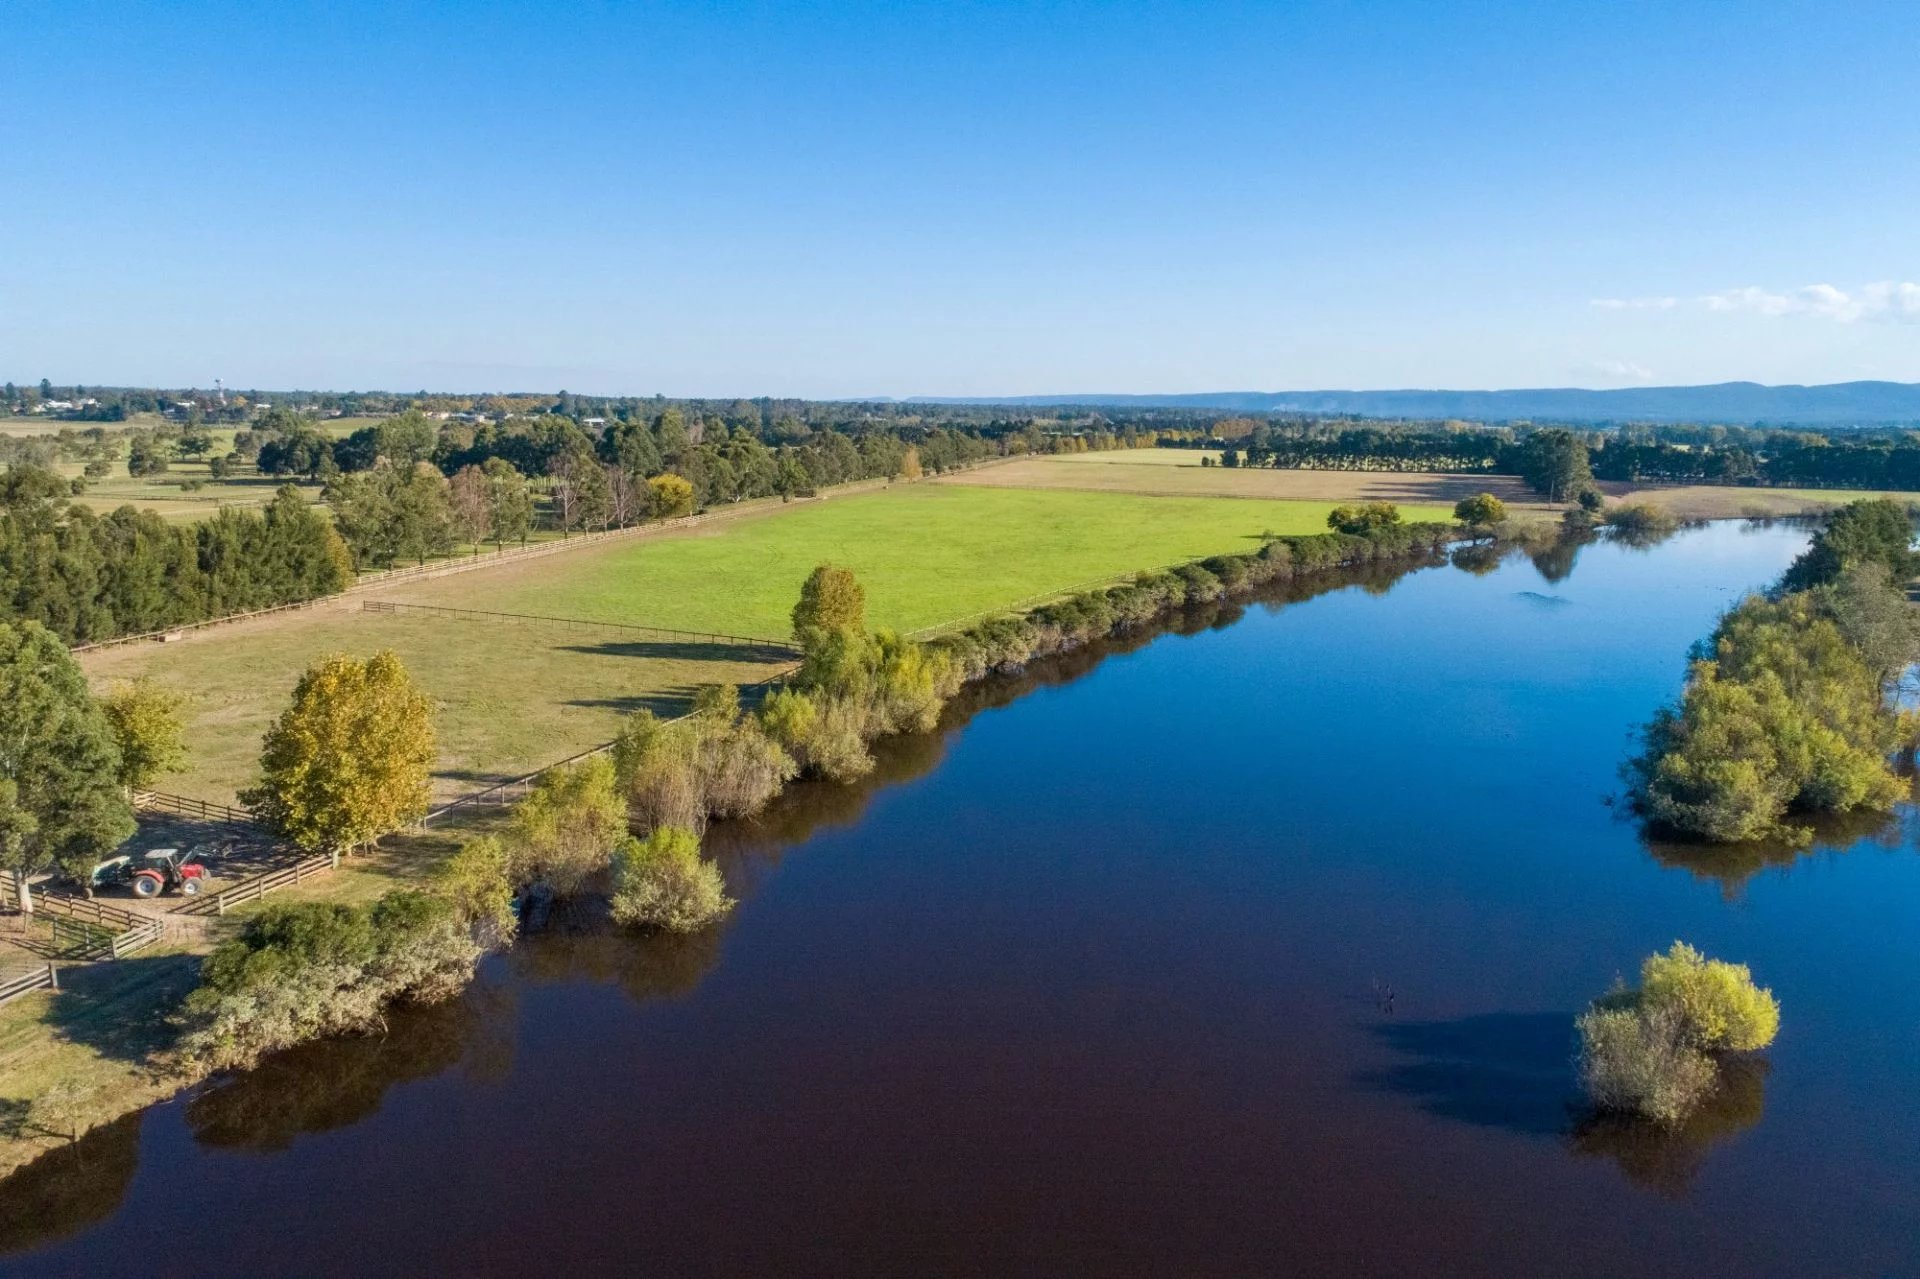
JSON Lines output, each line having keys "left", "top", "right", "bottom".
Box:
{"left": 1595, "top": 282, "right": 1920, "bottom": 323}
{"left": 1590, "top": 295, "right": 1680, "bottom": 310}
{"left": 1583, "top": 359, "right": 1655, "bottom": 382}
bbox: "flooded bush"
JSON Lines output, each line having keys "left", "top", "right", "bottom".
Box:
{"left": 616, "top": 696, "right": 799, "bottom": 831}
{"left": 1577, "top": 1002, "right": 1717, "bottom": 1124}
{"left": 1577, "top": 942, "right": 1779, "bottom": 1124}
{"left": 178, "top": 892, "right": 479, "bottom": 1071}
{"left": 508, "top": 756, "right": 629, "bottom": 896}
{"left": 434, "top": 834, "right": 518, "bottom": 947}
{"left": 610, "top": 827, "right": 734, "bottom": 933}
{"left": 1604, "top": 503, "right": 1681, "bottom": 538}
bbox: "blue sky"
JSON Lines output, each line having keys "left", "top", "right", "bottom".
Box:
{"left": 4, "top": 0, "right": 1917, "bottom": 397}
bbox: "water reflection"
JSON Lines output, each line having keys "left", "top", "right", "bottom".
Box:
{"left": 508, "top": 925, "right": 726, "bottom": 1005}
{"left": 186, "top": 989, "right": 516, "bottom": 1153}
{"left": 1641, "top": 775, "right": 1919, "bottom": 898}
{"left": 1568, "top": 1056, "right": 1769, "bottom": 1198}
{"left": 0, "top": 1113, "right": 141, "bottom": 1255}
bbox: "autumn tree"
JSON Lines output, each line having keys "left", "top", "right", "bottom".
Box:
{"left": 646, "top": 472, "right": 696, "bottom": 519}
{"left": 506, "top": 756, "right": 628, "bottom": 896}
{"left": 792, "top": 564, "right": 866, "bottom": 640}
{"left": 0, "top": 622, "right": 135, "bottom": 909}
{"left": 1453, "top": 492, "right": 1507, "bottom": 536}
{"left": 243, "top": 651, "right": 435, "bottom": 855}
{"left": 100, "top": 677, "right": 188, "bottom": 791}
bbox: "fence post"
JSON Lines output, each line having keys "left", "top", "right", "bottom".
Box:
{"left": 46, "top": 963, "right": 56, "bottom": 991}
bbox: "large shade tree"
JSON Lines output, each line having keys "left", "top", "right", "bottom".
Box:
{"left": 243, "top": 651, "right": 435, "bottom": 854}
{"left": 0, "top": 622, "right": 136, "bottom": 909}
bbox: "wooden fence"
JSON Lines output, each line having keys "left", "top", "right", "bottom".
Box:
{"left": 133, "top": 789, "right": 257, "bottom": 827}
{"left": 175, "top": 851, "right": 338, "bottom": 917}
{"left": 415, "top": 662, "right": 799, "bottom": 828}
{"left": 0, "top": 878, "right": 169, "bottom": 960}
{"left": 0, "top": 964, "right": 57, "bottom": 1006}
{"left": 359, "top": 601, "right": 796, "bottom": 654}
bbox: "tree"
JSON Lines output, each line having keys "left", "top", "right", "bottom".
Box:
{"left": 482, "top": 458, "right": 533, "bottom": 547}
{"left": 0, "top": 623, "right": 135, "bottom": 909}
{"left": 507, "top": 756, "right": 627, "bottom": 896}
{"left": 1781, "top": 497, "right": 1919, "bottom": 592}
{"left": 792, "top": 564, "right": 866, "bottom": 639}
{"left": 1453, "top": 492, "right": 1507, "bottom": 534}
{"left": 100, "top": 678, "right": 188, "bottom": 791}
{"left": 243, "top": 652, "right": 435, "bottom": 854}
{"left": 1326, "top": 502, "right": 1401, "bottom": 535}
{"left": 610, "top": 827, "right": 734, "bottom": 932}
{"left": 646, "top": 473, "right": 695, "bottom": 518}
{"left": 1518, "top": 428, "right": 1594, "bottom": 503}
{"left": 447, "top": 464, "right": 491, "bottom": 547}
{"left": 127, "top": 437, "right": 171, "bottom": 477}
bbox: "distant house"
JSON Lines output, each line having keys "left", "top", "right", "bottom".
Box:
{"left": 582, "top": 416, "right": 607, "bottom": 427}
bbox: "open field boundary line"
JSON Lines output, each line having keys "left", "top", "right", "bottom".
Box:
{"left": 68, "top": 474, "right": 912, "bottom": 655}
{"left": 415, "top": 662, "right": 801, "bottom": 828}
{"left": 359, "top": 600, "right": 797, "bottom": 654}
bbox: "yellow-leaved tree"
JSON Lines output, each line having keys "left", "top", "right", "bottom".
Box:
{"left": 243, "top": 651, "right": 435, "bottom": 854}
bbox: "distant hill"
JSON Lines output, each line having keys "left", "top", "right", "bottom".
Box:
{"left": 912, "top": 381, "right": 1920, "bottom": 426}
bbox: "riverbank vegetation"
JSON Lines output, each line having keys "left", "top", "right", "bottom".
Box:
{"left": 1628, "top": 499, "right": 1920, "bottom": 843}
{"left": 175, "top": 892, "right": 479, "bottom": 1071}
{"left": 1577, "top": 943, "right": 1779, "bottom": 1123}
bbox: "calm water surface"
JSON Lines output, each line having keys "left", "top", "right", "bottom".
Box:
{"left": 7, "top": 523, "right": 1919, "bottom": 1277}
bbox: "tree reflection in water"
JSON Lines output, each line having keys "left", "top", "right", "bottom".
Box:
{"left": 1568, "top": 1055, "right": 1769, "bottom": 1198}
{"left": 1642, "top": 774, "right": 1918, "bottom": 900}
{"left": 186, "top": 984, "right": 516, "bottom": 1153}
{"left": 0, "top": 1112, "right": 142, "bottom": 1256}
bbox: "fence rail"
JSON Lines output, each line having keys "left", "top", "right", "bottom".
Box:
{"left": 0, "top": 964, "right": 56, "bottom": 1006}
{"left": 1, "top": 878, "right": 170, "bottom": 961}
{"left": 416, "top": 663, "right": 799, "bottom": 827}
{"left": 360, "top": 601, "right": 796, "bottom": 653}
{"left": 133, "top": 789, "right": 258, "bottom": 827}
{"left": 176, "top": 851, "right": 338, "bottom": 917}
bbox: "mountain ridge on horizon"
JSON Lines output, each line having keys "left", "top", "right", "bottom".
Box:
{"left": 908, "top": 379, "right": 1920, "bottom": 426}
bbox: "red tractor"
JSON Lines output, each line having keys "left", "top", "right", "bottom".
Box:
{"left": 89, "top": 847, "right": 211, "bottom": 899}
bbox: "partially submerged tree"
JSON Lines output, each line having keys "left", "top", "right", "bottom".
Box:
{"left": 610, "top": 826, "right": 734, "bottom": 933}
{"left": 1452, "top": 492, "right": 1507, "bottom": 536}
{"left": 243, "top": 651, "right": 435, "bottom": 855}
{"left": 1578, "top": 942, "right": 1779, "bottom": 1124}
{"left": 0, "top": 622, "right": 135, "bottom": 909}
{"left": 507, "top": 756, "right": 628, "bottom": 896}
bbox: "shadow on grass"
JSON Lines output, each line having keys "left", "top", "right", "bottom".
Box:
{"left": 561, "top": 689, "right": 695, "bottom": 716}
{"left": 43, "top": 953, "right": 201, "bottom": 1069}
{"left": 556, "top": 638, "right": 796, "bottom": 664}
{"left": 1353, "top": 1012, "right": 1578, "bottom": 1138}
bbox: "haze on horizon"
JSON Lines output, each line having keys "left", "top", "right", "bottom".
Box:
{"left": 5, "top": 0, "right": 1917, "bottom": 400}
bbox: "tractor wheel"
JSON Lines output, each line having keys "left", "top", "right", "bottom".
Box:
{"left": 131, "top": 874, "right": 162, "bottom": 899}
{"left": 179, "top": 875, "right": 203, "bottom": 896}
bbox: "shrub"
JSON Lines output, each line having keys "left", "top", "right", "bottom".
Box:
{"left": 1327, "top": 501, "right": 1401, "bottom": 535}
{"left": 1638, "top": 942, "right": 1780, "bottom": 1053}
{"left": 508, "top": 756, "right": 629, "bottom": 896}
{"left": 610, "top": 827, "right": 734, "bottom": 933}
{"left": 178, "top": 892, "right": 479, "bottom": 1071}
{"left": 1577, "top": 942, "right": 1779, "bottom": 1124}
{"left": 434, "top": 834, "right": 517, "bottom": 946}
{"left": 1605, "top": 503, "right": 1681, "bottom": 538}
{"left": 1577, "top": 1002, "right": 1718, "bottom": 1124}
{"left": 1453, "top": 492, "right": 1507, "bottom": 530}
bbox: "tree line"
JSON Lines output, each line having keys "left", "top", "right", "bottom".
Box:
{"left": 1628, "top": 498, "right": 1920, "bottom": 843}
{"left": 0, "top": 471, "right": 350, "bottom": 645}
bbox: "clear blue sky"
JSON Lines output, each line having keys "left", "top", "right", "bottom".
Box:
{"left": 5, "top": 0, "right": 1917, "bottom": 397}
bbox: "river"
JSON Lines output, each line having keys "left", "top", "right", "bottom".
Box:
{"left": 5, "top": 522, "right": 1918, "bottom": 1277}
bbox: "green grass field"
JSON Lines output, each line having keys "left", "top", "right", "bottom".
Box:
{"left": 390, "top": 483, "right": 1449, "bottom": 636}
{"left": 80, "top": 609, "right": 792, "bottom": 805}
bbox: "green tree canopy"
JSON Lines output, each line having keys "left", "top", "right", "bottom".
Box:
{"left": 0, "top": 622, "right": 135, "bottom": 900}
{"left": 792, "top": 564, "right": 866, "bottom": 639}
